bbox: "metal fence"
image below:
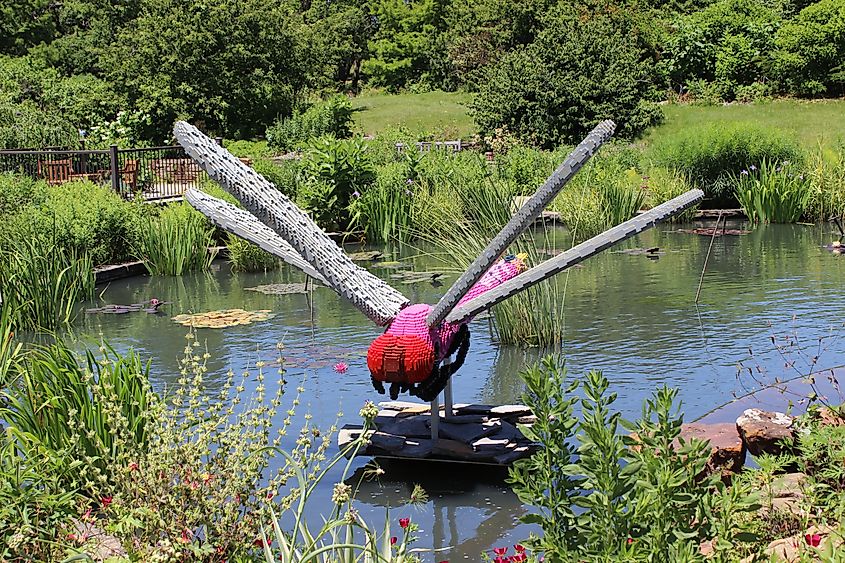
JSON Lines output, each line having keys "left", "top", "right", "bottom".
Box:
{"left": 0, "top": 144, "right": 208, "bottom": 201}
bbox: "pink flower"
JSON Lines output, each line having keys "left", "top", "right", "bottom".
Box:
{"left": 627, "top": 537, "right": 633, "bottom": 545}
{"left": 805, "top": 533, "right": 822, "bottom": 547}
{"left": 333, "top": 362, "right": 349, "bottom": 374}
{"left": 399, "top": 517, "right": 410, "bottom": 529}
{"left": 100, "top": 496, "right": 113, "bottom": 509}
{"left": 514, "top": 544, "right": 525, "bottom": 553}
{"left": 511, "top": 554, "right": 527, "bottom": 562}
{"left": 493, "top": 547, "right": 508, "bottom": 556}
{"left": 390, "top": 536, "right": 397, "bottom": 545}
{"left": 128, "top": 462, "right": 139, "bottom": 471}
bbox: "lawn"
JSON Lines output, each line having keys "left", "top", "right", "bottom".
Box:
{"left": 350, "top": 90, "right": 475, "bottom": 138}
{"left": 644, "top": 99, "right": 845, "bottom": 148}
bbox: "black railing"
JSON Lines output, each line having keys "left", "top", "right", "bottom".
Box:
{"left": 0, "top": 144, "right": 209, "bottom": 201}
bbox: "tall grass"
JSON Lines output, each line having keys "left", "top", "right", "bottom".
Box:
{"left": 0, "top": 235, "right": 94, "bottom": 332}
{"left": 350, "top": 162, "right": 415, "bottom": 244}
{"left": 805, "top": 145, "right": 845, "bottom": 221}
{"left": 226, "top": 234, "right": 280, "bottom": 272}
{"left": 135, "top": 203, "right": 217, "bottom": 276}
{"left": 0, "top": 341, "right": 151, "bottom": 495}
{"left": 421, "top": 178, "right": 567, "bottom": 346}
{"left": 732, "top": 160, "right": 811, "bottom": 223}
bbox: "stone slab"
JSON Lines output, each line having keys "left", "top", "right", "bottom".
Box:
{"left": 376, "top": 415, "right": 430, "bottom": 438}
{"left": 736, "top": 409, "right": 795, "bottom": 457}
{"left": 678, "top": 422, "right": 746, "bottom": 475}
{"left": 438, "top": 419, "right": 501, "bottom": 443}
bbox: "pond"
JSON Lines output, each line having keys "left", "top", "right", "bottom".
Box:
{"left": 71, "top": 221, "right": 845, "bottom": 560}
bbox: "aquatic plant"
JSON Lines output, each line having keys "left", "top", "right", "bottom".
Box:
{"left": 0, "top": 234, "right": 94, "bottom": 332}
{"left": 349, "top": 161, "right": 415, "bottom": 244}
{"left": 171, "top": 308, "right": 275, "bottom": 329}
{"left": 134, "top": 202, "right": 217, "bottom": 276}
{"left": 509, "top": 357, "right": 758, "bottom": 561}
{"left": 0, "top": 341, "right": 151, "bottom": 496}
{"left": 226, "top": 233, "right": 280, "bottom": 272}
{"left": 732, "top": 160, "right": 812, "bottom": 223}
{"left": 805, "top": 145, "right": 845, "bottom": 222}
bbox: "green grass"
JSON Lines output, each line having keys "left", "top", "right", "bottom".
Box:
{"left": 644, "top": 99, "right": 845, "bottom": 149}
{"left": 350, "top": 90, "right": 475, "bottom": 138}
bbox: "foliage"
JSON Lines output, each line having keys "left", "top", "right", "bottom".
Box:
{"left": 226, "top": 234, "right": 280, "bottom": 273}
{"left": 772, "top": 0, "right": 845, "bottom": 97}
{"left": 640, "top": 166, "right": 699, "bottom": 221}
{"left": 650, "top": 122, "right": 804, "bottom": 205}
{"left": 134, "top": 203, "right": 217, "bottom": 276}
{"left": 0, "top": 235, "right": 94, "bottom": 332}
{"left": 732, "top": 159, "right": 811, "bottom": 223}
{"left": 5, "top": 180, "right": 147, "bottom": 265}
{"left": 298, "top": 136, "right": 375, "bottom": 231}
{"left": 660, "top": 0, "right": 782, "bottom": 101}
{"left": 805, "top": 145, "right": 845, "bottom": 221}
{"left": 266, "top": 95, "right": 354, "bottom": 153}
{"left": 0, "top": 431, "right": 80, "bottom": 562}
{"left": 94, "top": 334, "right": 336, "bottom": 561}
{"left": 0, "top": 172, "right": 45, "bottom": 216}
{"left": 471, "top": 6, "right": 663, "bottom": 148}
{"left": 349, "top": 161, "right": 416, "bottom": 244}
{"left": 0, "top": 100, "right": 79, "bottom": 150}
{"left": 509, "top": 357, "right": 758, "bottom": 560}
{"left": 0, "top": 342, "right": 151, "bottom": 497}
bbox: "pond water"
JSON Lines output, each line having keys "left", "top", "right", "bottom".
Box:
{"left": 70, "top": 221, "right": 845, "bottom": 560}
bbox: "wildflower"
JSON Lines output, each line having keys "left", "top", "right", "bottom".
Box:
{"left": 179, "top": 529, "right": 193, "bottom": 544}
{"left": 627, "top": 537, "right": 634, "bottom": 544}
{"left": 511, "top": 554, "right": 527, "bottom": 562}
{"left": 741, "top": 169, "right": 749, "bottom": 175}
{"left": 253, "top": 537, "right": 271, "bottom": 548}
{"left": 514, "top": 544, "right": 526, "bottom": 552}
{"left": 805, "top": 533, "right": 822, "bottom": 547}
{"left": 333, "top": 362, "right": 349, "bottom": 374}
{"left": 331, "top": 482, "right": 353, "bottom": 504}
{"left": 352, "top": 191, "right": 361, "bottom": 198}
{"left": 399, "top": 517, "right": 410, "bottom": 529}
{"left": 359, "top": 400, "right": 379, "bottom": 422}
{"left": 406, "top": 178, "right": 414, "bottom": 184}
{"left": 750, "top": 164, "right": 757, "bottom": 171}
{"left": 493, "top": 547, "right": 508, "bottom": 556}
{"left": 390, "top": 536, "right": 398, "bottom": 545}
{"left": 128, "top": 461, "right": 139, "bottom": 471}
{"left": 100, "top": 496, "right": 113, "bottom": 509}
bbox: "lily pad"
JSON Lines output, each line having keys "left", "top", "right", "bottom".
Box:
{"left": 347, "top": 251, "right": 384, "bottom": 261}
{"left": 172, "top": 309, "right": 275, "bottom": 329}
{"left": 246, "top": 283, "right": 310, "bottom": 295}
{"left": 389, "top": 271, "right": 445, "bottom": 284}
{"left": 372, "top": 261, "right": 411, "bottom": 269}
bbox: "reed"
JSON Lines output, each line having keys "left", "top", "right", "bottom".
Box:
{"left": 732, "top": 159, "right": 811, "bottom": 223}
{"left": 135, "top": 203, "right": 217, "bottom": 276}
{"left": 421, "top": 178, "right": 567, "bottom": 346}
{"left": 349, "top": 162, "right": 415, "bottom": 244}
{"left": 226, "top": 234, "right": 280, "bottom": 272}
{"left": 805, "top": 145, "right": 845, "bottom": 222}
{"left": 0, "top": 235, "right": 94, "bottom": 332}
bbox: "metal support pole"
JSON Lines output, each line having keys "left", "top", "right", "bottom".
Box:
{"left": 442, "top": 356, "right": 453, "bottom": 420}
{"left": 430, "top": 395, "right": 439, "bottom": 441}
{"left": 109, "top": 144, "right": 120, "bottom": 194}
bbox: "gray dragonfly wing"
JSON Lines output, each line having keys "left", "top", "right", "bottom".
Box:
{"left": 444, "top": 189, "right": 704, "bottom": 324}
{"left": 185, "top": 188, "right": 328, "bottom": 284}
{"left": 174, "top": 122, "right": 409, "bottom": 326}
{"left": 426, "top": 120, "right": 616, "bottom": 328}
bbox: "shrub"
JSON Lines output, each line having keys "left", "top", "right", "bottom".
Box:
{"left": 0, "top": 100, "right": 79, "bottom": 149}
{"left": 732, "top": 159, "right": 811, "bottom": 223}
{"left": 5, "top": 180, "right": 147, "bottom": 265}
{"left": 134, "top": 203, "right": 217, "bottom": 276}
{"left": 0, "top": 172, "right": 46, "bottom": 216}
{"left": 298, "top": 136, "right": 375, "bottom": 231}
{"left": 509, "top": 357, "right": 758, "bottom": 560}
{"left": 772, "top": 0, "right": 845, "bottom": 97}
{"left": 253, "top": 157, "right": 300, "bottom": 199}
{"left": 349, "top": 161, "right": 415, "bottom": 244}
{"left": 0, "top": 235, "right": 94, "bottom": 332}
{"left": 266, "top": 95, "right": 354, "bottom": 152}
{"left": 650, "top": 122, "right": 804, "bottom": 206}
{"left": 641, "top": 166, "right": 699, "bottom": 221}
{"left": 471, "top": 7, "right": 663, "bottom": 148}
{"left": 806, "top": 145, "right": 845, "bottom": 221}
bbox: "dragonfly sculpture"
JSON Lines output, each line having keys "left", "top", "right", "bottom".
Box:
{"left": 174, "top": 121, "right": 703, "bottom": 403}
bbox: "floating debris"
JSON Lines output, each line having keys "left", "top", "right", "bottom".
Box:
{"left": 347, "top": 251, "right": 384, "bottom": 262}
{"left": 389, "top": 271, "right": 445, "bottom": 285}
{"left": 824, "top": 241, "right": 844, "bottom": 254}
{"left": 613, "top": 247, "right": 665, "bottom": 259}
{"left": 246, "top": 283, "right": 310, "bottom": 295}
{"left": 676, "top": 228, "right": 751, "bottom": 237}
{"left": 86, "top": 299, "right": 169, "bottom": 315}
{"left": 171, "top": 309, "right": 275, "bottom": 329}
{"left": 372, "top": 260, "right": 411, "bottom": 270}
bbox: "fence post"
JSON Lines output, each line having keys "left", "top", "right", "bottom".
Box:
{"left": 109, "top": 144, "right": 120, "bottom": 193}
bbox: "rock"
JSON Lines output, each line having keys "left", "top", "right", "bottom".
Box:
{"left": 494, "top": 445, "right": 535, "bottom": 465}
{"left": 378, "top": 400, "right": 427, "bottom": 411}
{"left": 678, "top": 422, "right": 746, "bottom": 476}
{"left": 768, "top": 472, "right": 807, "bottom": 515}
{"left": 472, "top": 435, "right": 515, "bottom": 451}
{"left": 376, "top": 415, "right": 431, "bottom": 438}
{"left": 736, "top": 409, "right": 795, "bottom": 457}
{"left": 490, "top": 405, "right": 533, "bottom": 417}
{"left": 814, "top": 407, "right": 845, "bottom": 427}
{"left": 368, "top": 432, "right": 407, "bottom": 452}
{"left": 741, "top": 524, "right": 843, "bottom": 562}
{"left": 70, "top": 519, "right": 128, "bottom": 561}
{"left": 438, "top": 419, "right": 502, "bottom": 443}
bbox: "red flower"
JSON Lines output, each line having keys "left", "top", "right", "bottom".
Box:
{"left": 627, "top": 537, "right": 634, "bottom": 545}
{"left": 179, "top": 529, "right": 193, "bottom": 544}
{"left": 100, "top": 496, "right": 113, "bottom": 509}
{"left": 511, "top": 554, "right": 527, "bottom": 562}
{"left": 128, "top": 462, "right": 139, "bottom": 471}
{"left": 253, "top": 537, "right": 271, "bottom": 548}
{"left": 390, "top": 536, "right": 398, "bottom": 545}
{"left": 399, "top": 517, "right": 410, "bottom": 529}
{"left": 805, "top": 533, "right": 822, "bottom": 547}
{"left": 494, "top": 558, "right": 507, "bottom": 563}
{"left": 514, "top": 544, "right": 525, "bottom": 553}
{"left": 493, "top": 547, "right": 508, "bottom": 556}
